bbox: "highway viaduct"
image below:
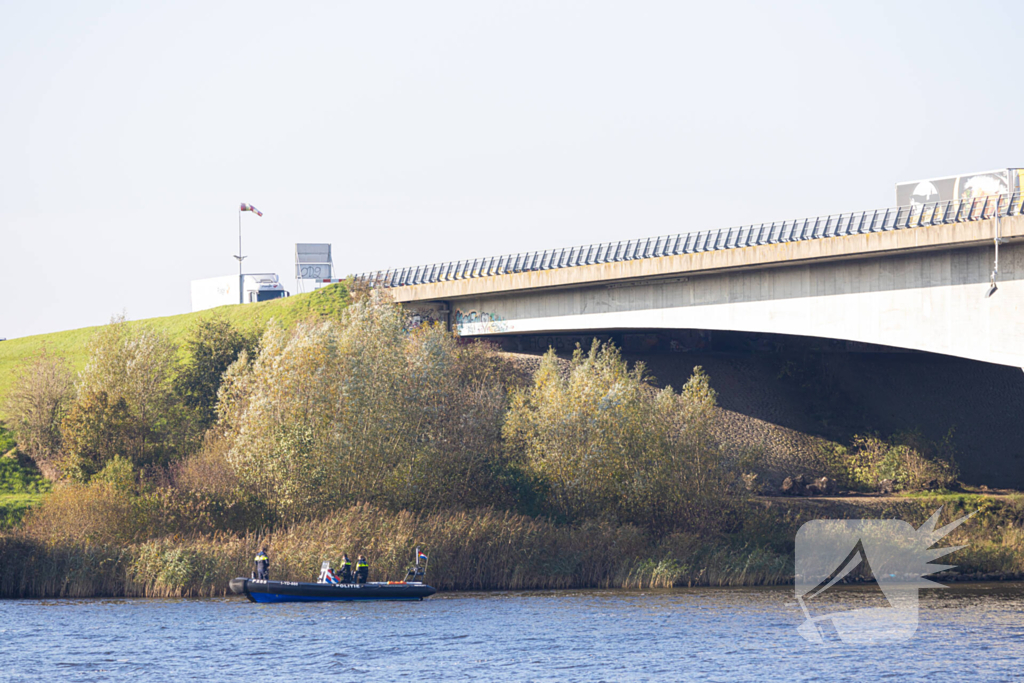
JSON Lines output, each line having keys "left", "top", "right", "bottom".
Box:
{"left": 357, "top": 200, "right": 1024, "bottom": 370}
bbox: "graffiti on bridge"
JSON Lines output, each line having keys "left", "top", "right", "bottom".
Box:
{"left": 454, "top": 309, "right": 510, "bottom": 335}
{"left": 406, "top": 308, "right": 447, "bottom": 330}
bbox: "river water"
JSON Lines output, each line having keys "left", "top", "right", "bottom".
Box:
{"left": 2, "top": 584, "right": 1023, "bottom": 682}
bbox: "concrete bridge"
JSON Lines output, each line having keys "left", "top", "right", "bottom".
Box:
{"left": 357, "top": 197, "right": 1024, "bottom": 369}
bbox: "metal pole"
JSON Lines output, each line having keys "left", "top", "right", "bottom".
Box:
{"left": 994, "top": 205, "right": 1000, "bottom": 277}
{"left": 238, "top": 210, "right": 243, "bottom": 304}
{"left": 986, "top": 196, "right": 1002, "bottom": 298}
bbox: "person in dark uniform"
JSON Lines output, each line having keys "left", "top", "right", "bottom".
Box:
{"left": 253, "top": 547, "right": 270, "bottom": 580}
{"left": 337, "top": 554, "right": 353, "bottom": 583}
{"left": 354, "top": 555, "right": 369, "bottom": 584}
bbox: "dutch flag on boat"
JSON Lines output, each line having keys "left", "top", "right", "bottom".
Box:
{"left": 418, "top": 552, "right": 428, "bottom": 560}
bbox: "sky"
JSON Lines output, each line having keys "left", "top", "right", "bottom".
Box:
{"left": 2, "top": 0, "right": 1022, "bottom": 339}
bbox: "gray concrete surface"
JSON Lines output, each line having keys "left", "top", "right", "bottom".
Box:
{"left": 394, "top": 214, "right": 1024, "bottom": 302}
{"left": 443, "top": 242, "right": 1023, "bottom": 369}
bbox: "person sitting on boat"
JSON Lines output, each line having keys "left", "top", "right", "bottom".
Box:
{"left": 355, "top": 555, "right": 369, "bottom": 584}
{"left": 337, "top": 554, "right": 353, "bottom": 583}
{"left": 253, "top": 547, "right": 270, "bottom": 580}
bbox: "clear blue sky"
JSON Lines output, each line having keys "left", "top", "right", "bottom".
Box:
{"left": 2, "top": 0, "right": 1021, "bottom": 338}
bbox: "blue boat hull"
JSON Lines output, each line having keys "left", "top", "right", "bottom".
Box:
{"left": 229, "top": 577, "right": 436, "bottom": 603}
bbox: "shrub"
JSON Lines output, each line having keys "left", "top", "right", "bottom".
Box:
{"left": 218, "top": 296, "right": 519, "bottom": 519}
{"left": 61, "top": 316, "right": 197, "bottom": 476}
{"left": 93, "top": 455, "right": 138, "bottom": 493}
{"left": 3, "top": 350, "right": 73, "bottom": 463}
{"left": 20, "top": 481, "right": 159, "bottom": 546}
{"left": 59, "top": 390, "right": 138, "bottom": 481}
{"left": 503, "top": 342, "right": 734, "bottom": 533}
{"left": 173, "top": 318, "right": 259, "bottom": 429}
{"left": 171, "top": 434, "right": 240, "bottom": 497}
{"left": 824, "top": 431, "right": 960, "bottom": 492}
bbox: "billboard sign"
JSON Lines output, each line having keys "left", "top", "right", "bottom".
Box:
{"left": 896, "top": 168, "right": 1019, "bottom": 209}
{"left": 295, "top": 243, "right": 334, "bottom": 280}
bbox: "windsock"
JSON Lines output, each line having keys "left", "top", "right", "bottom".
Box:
{"left": 240, "top": 203, "right": 263, "bottom": 216}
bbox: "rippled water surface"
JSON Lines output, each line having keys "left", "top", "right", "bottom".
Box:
{"left": 3, "top": 584, "right": 1023, "bottom": 681}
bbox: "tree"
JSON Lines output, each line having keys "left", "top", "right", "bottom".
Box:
{"left": 59, "top": 389, "right": 138, "bottom": 480}
{"left": 503, "top": 342, "right": 665, "bottom": 522}
{"left": 503, "top": 342, "right": 731, "bottom": 532}
{"left": 218, "top": 295, "right": 516, "bottom": 518}
{"left": 173, "top": 318, "right": 258, "bottom": 429}
{"left": 65, "top": 315, "right": 189, "bottom": 472}
{"left": 4, "top": 349, "right": 73, "bottom": 464}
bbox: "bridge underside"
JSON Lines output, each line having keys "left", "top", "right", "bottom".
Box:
{"left": 436, "top": 242, "right": 1024, "bottom": 369}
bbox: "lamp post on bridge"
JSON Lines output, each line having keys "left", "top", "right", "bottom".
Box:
{"left": 236, "top": 203, "right": 263, "bottom": 304}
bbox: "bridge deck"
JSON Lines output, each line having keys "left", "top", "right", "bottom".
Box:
{"left": 355, "top": 193, "right": 1023, "bottom": 299}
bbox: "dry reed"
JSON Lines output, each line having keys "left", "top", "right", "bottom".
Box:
{"left": 6, "top": 498, "right": 1024, "bottom": 598}
{"left": 0, "top": 503, "right": 793, "bottom": 598}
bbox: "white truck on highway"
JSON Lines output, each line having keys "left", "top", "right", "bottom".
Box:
{"left": 190, "top": 274, "right": 289, "bottom": 312}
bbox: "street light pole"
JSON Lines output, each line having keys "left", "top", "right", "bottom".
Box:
{"left": 234, "top": 208, "right": 246, "bottom": 304}
{"left": 236, "top": 203, "right": 262, "bottom": 304}
{"left": 986, "top": 198, "right": 1002, "bottom": 298}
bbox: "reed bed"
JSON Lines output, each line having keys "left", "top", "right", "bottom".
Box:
{"left": 0, "top": 503, "right": 793, "bottom": 598}
{"left": 6, "top": 496, "right": 1021, "bottom": 599}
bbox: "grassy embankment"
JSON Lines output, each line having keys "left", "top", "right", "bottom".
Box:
{"left": 0, "top": 426, "right": 51, "bottom": 528}
{"left": 0, "top": 469, "right": 50, "bottom": 529}
{"left": 0, "top": 284, "right": 352, "bottom": 420}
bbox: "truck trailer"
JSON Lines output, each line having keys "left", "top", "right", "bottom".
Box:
{"left": 190, "top": 273, "right": 289, "bottom": 312}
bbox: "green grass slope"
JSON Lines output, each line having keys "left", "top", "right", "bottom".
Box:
{"left": 0, "top": 283, "right": 351, "bottom": 419}
{"left": 0, "top": 456, "right": 51, "bottom": 529}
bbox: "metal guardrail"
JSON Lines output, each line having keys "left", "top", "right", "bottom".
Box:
{"left": 353, "top": 192, "right": 1022, "bottom": 288}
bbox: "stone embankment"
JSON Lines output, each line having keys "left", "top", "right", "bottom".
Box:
{"left": 622, "top": 347, "right": 1024, "bottom": 489}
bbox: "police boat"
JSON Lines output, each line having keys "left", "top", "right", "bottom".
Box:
{"left": 229, "top": 551, "right": 436, "bottom": 603}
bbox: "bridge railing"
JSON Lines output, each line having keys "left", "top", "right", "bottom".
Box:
{"left": 353, "top": 192, "right": 1022, "bottom": 289}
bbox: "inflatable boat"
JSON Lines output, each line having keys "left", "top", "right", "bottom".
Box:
{"left": 229, "top": 577, "right": 437, "bottom": 603}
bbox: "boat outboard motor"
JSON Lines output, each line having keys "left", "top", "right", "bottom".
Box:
{"left": 405, "top": 547, "right": 429, "bottom": 582}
